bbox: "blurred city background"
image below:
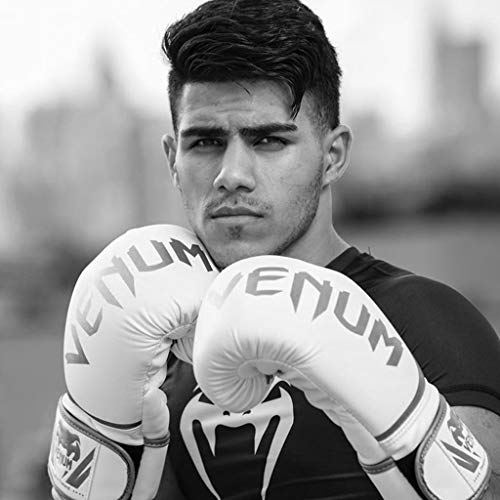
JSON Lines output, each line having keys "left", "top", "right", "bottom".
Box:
{"left": 1, "top": 0, "right": 500, "bottom": 498}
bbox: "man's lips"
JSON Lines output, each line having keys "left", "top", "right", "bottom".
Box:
{"left": 210, "top": 207, "right": 263, "bottom": 218}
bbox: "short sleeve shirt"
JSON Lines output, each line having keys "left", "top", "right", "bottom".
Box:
{"left": 162, "top": 247, "right": 500, "bottom": 499}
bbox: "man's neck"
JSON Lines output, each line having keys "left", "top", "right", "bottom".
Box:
{"left": 282, "top": 221, "right": 350, "bottom": 267}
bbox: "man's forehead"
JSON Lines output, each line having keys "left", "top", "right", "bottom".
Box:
{"left": 179, "top": 80, "right": 290, "bottom": 106}
{"left": 177, "top": 81, "right": 311, "bottom": 131}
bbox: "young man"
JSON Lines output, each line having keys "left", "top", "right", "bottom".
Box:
{"left": 48, "top": 1, "right": 500, "bottom": 499}
{"left": 161, "top": 0, "right": 500, "bottom": 498}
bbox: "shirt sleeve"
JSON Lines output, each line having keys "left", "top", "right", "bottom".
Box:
{"left": 376, "top": 275, "right": 500, "bottom": 416}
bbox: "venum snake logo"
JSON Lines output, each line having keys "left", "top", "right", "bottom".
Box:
{"left": 180, "top": 380, "right": 294, "bottom": 499}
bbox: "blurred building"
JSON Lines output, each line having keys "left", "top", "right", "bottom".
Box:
{"left": 432, "top": 25, "right": 487, "bottom": 135}
{"left": 423, "top": 21, "right": 500, "bottom": 212}
{"left": 0, "top": 113, "right": 18, "bottom": 254}
{"left": 340, "top": 18, "right": 500, "bottom": 221}
{"left": 338, "top": 110, "right": 431, "bottom": 220}
{"left": 14, "top": 49, "right": 185, "bottom": 254}
{"left": 0, "top": 158, "right": 14, "bottom": 253}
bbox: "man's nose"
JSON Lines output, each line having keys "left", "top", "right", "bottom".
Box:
{"left": 213, "top": 140, "right": 256, "bottom": 192}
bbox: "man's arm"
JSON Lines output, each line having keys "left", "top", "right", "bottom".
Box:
{"left": 454, "top": 406, "right": 500, "bottom": 499}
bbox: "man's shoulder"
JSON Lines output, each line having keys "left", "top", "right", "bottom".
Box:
{"left": 338, "top": 248, "right": 449, "bottom": 305}
{"left": 342, "top": 249, "right": 500, "bottom": 413}
{"left": 339, "top": 248, "right": 498, "bottom": 349}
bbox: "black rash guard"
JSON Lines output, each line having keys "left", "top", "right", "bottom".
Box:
{"left": 161, "top": 247, "right": 500, "bottom": 500}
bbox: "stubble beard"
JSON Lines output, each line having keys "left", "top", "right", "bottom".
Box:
{"left": 266, "top": 165, "right": 323, "bottom": 260}
{"left": 182, "top": 165, "right": 324, "bottom": 269}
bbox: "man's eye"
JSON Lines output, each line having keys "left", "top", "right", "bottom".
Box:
{"left": 191, "top": 138, "right": 222, "bottom": 149}
{"left": 255, "top": 137, "right": 288, "bottom": 150}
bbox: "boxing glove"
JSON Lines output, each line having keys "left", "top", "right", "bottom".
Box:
{"left": 48, "top": 224, "right": 217, "bottom": 500}
{"left": 193, "top": 255, "right": 490, "bottom": 500}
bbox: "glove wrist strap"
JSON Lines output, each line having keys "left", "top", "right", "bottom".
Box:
{"left": 48, "top": 395, "right": 135, "bottom": 500}
{"left": 415, "top": 396, "right": 490, "bottom": 500}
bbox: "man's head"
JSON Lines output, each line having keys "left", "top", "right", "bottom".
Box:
{"left": 163, "top": 0, "right": 342, "bottom": 135}
{"left": 162, "top": 0, "right": 352, "bottom": 269}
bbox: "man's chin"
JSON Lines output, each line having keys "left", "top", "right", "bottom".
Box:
{"left": 200, "top": 220, "right": 273, "bottom": 269}
{"left": 206, "top": 240, "right": 273, "bottom": 270}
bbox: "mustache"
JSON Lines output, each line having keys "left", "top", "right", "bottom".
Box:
{"left": 205, "top": 196, "right": 271, "bottom": 215}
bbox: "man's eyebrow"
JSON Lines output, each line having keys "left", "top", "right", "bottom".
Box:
{"left": 180, "top": 126, "right": 228, "bottom": 139}
{"left": 240, "top": 123, "right": 298, "bottom": 137}
{"left": 179, "top": 123, "right": 298, "bottom": 139}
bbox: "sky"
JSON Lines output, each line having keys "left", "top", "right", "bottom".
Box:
{"left": 2, "top": 0, "right": 500, "bottom": 136}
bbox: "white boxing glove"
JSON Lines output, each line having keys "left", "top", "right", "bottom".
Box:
{"left": 48, "top": 224, "right": 217, "bottom": 500}
{"left": 193, "top": 255, "right": 490, "bottom": 500}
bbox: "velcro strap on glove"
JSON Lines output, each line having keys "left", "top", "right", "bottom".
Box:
{"left": 416, "top": 396, "right": 490, "bottom": 500}
{"left": 48, "top": 396, "right": 135, "bottom": 500}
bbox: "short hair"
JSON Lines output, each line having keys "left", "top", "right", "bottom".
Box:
{"left": 162, "top": 0, "right": 342, "bottom": 133}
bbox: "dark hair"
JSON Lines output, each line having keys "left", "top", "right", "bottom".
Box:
{"left": 162, "top": 0, "right": 342, "bottom": 133}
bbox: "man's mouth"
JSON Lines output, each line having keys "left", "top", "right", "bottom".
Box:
{"left": 210, "top": 206, "right": 263, "bottom": 219}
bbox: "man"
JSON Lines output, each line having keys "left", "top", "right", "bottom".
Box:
{"left": 160, "top": 0, "right": 500, "bottom": 498}
{"left": 47, "top": 0, "right": 500, "bottom": 499}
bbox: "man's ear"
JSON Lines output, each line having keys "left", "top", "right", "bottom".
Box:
{"left": 162, "top": 134, "right": 179, "bottom": 188}
{"left": 322, "top": 125, "right": 353, "bottom": 187}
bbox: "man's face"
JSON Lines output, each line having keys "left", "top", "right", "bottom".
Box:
{"left": 166, "top": 81, "right": 336, "bottom": 269}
